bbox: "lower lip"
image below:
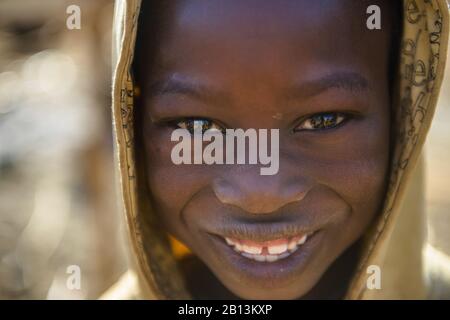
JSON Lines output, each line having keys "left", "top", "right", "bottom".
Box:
{"left": 206, "top": 230, "right": 324, "bottom": 285}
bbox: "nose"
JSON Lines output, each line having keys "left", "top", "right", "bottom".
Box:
{"left": 212, "top": 168, "right": 310, "bottom": 214}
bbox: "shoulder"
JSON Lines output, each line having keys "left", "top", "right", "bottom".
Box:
{"left": 98, "top": 270, "right": 142, "bottom": 300}
{"left": 424, "top": 244, "right": 450, "bottom": 299}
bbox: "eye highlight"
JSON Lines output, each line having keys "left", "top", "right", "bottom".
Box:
{"left": 174, "top": 118, "right": 226, "bottom": 134}
{"left": 294, "top": 112, "right": 349, "bottom": 132}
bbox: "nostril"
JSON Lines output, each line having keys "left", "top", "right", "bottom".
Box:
{"left": 292, "top": 189, "right": 309, "bottom": 203}
{"left": 213, "top": 180, "right": 305, "bottom": 214}
{"left": 212, "top": 178, "right": 309, "bottom": 214}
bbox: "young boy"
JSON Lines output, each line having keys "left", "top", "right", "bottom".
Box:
{"left": 108, "top": 0, "right": 449, "bottom": 299}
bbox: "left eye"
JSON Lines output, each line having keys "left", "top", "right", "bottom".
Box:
{"left": 175, "top": 118, "right": 225, "bottom": 134}
{"left": 294, "top": 112, "right": 348, "bottom": 132}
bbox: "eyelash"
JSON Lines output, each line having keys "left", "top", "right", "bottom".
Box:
{"left": 170, "top": 118, "right": 226, "bottom": 134}
{"left": 169, "top": 112, "right": 352, "bottom": 134}
{"left": 293, "top": 112, "right": 351, "bottom": 132}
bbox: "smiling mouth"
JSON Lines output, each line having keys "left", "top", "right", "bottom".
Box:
{"left": 220, "top": 232, "right": 314, "bottom": 262}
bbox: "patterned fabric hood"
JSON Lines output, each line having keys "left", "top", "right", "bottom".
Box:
{"left": 111, "top": 0, "right": 449, "bottom": 299}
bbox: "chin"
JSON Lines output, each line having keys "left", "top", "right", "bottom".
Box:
{"left": 220, "top": 275, "right": 319, "bottom": 300}
{"left": 199, "top": 228, "right": 329, "bottom": 299}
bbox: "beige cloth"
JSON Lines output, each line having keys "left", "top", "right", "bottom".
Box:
{"left": 106, "top": 0, "right": 450, "bottom": 299}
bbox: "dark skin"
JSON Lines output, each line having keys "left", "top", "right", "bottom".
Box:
{"left": 135, "top": 0, "right": 396, "bottom": 299}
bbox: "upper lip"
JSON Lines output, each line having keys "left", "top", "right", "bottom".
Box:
{"left": 209, "top": 222, "right": 318, "bottom": 242}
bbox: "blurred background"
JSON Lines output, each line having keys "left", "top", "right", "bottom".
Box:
{"left": 0, "top": 0, "right": 448, "bottom": 299}
{"left": 0, "top": 0, "right": 127, "bottom": 299}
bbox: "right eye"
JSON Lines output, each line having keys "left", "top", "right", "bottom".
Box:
{"left": 174, "top": 118, "right": 226, "bottom": 134}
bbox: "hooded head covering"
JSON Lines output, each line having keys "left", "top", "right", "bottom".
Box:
{"left": 109, "top": 0, "right": 449, "bottom": 299}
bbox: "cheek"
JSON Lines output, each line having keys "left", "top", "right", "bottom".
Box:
{"left": 346, "top": 118, "right": 390, "bottom": 212}
{"left": 312, "top": 112, "right": 390, "bottom": 233}
{"left": 142, "top": 125, "right": 212, "bottom": 221}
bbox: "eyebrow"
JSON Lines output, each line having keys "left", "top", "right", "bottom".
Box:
{"left": 284, "top": 71, "right": 370, "bottom": 101}
{"left": 147, "top": 71, "right": 370, "bottom": 106}
{"left": 148, "top": 74, "right": 232, "bottom": 108}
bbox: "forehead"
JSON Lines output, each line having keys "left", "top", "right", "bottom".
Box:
{"left": 150, "top": 0, "right": 392, "bottom": 85}
{"left": 173, "top": 0, "right": 368, "bottom": 35}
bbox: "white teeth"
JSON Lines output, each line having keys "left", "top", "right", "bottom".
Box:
{"left": 287, "top": 239, "right": 298, "bottom": 251}
{"left": 278, "top": 251, "right": 291, "bottom": 259}
{"left": 265, "top": 255, "right": 278, "bottom": 262}
{"left": 267, "top": 243, "right": 288, "bottom": 255}
{"left": 240, "top": 252, "right": 292, "bottom": 262}
{"left": 288, "top": 243, "right": 298, "bottom": 253}
{"left": 242, "top": 244, "right": 262, "bottom": 255}
{"left": 253, "top": 255, "right": 266, "bottom": 262}
{"left": 223, "top": 233, "right": 312, "bottom": 263}
{"left": 297, "top": 235, "right": 307, "bottom": 245}
{"left": 241, "top": 252, "right": 254, "bottom": 259}
{"left": 225, "top": 237, "right": 234, "bottom": 246}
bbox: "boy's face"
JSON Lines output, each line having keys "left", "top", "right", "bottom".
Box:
{"left": 141, "top": 0, "right": 392, "bottom": 299}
